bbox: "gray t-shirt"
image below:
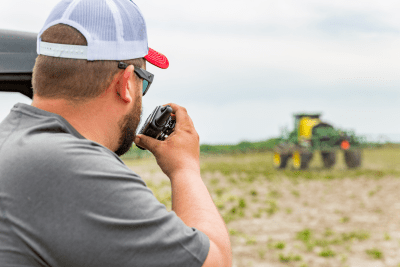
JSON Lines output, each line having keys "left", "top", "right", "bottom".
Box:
{"left": 0, "top": 103, "right": 209, "bottom": 267}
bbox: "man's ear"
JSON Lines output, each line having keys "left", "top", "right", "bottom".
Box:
{"left": 115, "top": 65, "right": 135, "bottom": 103}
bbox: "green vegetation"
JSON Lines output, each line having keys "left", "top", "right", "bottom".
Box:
{"left": 279, "top": 253, "right": 302, "bottom": 262}
{"left": 246, "top": 236, "right": 257, "bottom": 245}
{"left": 291, "top": 190, "right": 300, "bottom": 197}
{"left": 122, "top": 145, "right": 152, "bottom": 159}
{"left": 268, "top": 189, "right": 282, "bottom": 199}
{"left": 121, "top": 138, "right": 281, "bottom": 160}
{"left": 222, "top": 197, "right": 248, "bottom": 223}
{"left": 365, "top": 248, "right": 383, "bottom": 259}
{"left": 200, "top": 149, "right": 400, "bottom": 180}
{"left": 294, "top": 227, "right": 370, "bottom": 257}
{"left": 265, "top": 200, "right": 279, "bottom": 216}
{"left": 258, "top": 249, "right": 266, "bottom": 259}
{"left": 297, "top": 229, "right": 313, "bottom": 243}
{"left": 250, "top": 190, "right": 257, "bottom": 197}
{"left": 324, "top": 228, "right": 335, "bottom": 237}
{"left": 199, "top": 139, "right": 281, "bottom": 155}
{"left": 274, "top": 241, "right": 286, "bottom": 250}
{"left": 384, "top": 232, "right": 391, "bottom": 240}
{"left": 319, "top": 248, "right": 336, "bottom": 257}
{"left": 340, "top": 216, "right": 350, "bottom": 223}
{"left": 228, "top": 228, "right": 240, "bottom": 236}
{"left": 369, "top": 185, "right": 382, "bottom": 196}
{"left": 341, "top": 231, "right": 370, "bottom": 241}
{"left": 121, "top": 139, "right": 400, "bottom": 160}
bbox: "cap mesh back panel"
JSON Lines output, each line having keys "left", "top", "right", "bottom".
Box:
{"left": 68, "top": 0, "right": 117, "bottom": 41}
{"left": 43, "top": 0, "right": 74, "bottom": 27}
{"left": 37, "top": 0, "right": 153, "bottom": 61}
{"left": 113, "top": 0, "right": 147, "bottom": 41}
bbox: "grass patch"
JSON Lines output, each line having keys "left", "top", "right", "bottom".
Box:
{"left": 340, "top": 216, "right": 350, "bottom": 223}
{"left": 324, "top": 228, "right": 335, "bottom": 237}
{"left": 258, "top": 249, "right": 266, "bottom": 259}
{"left": 279, "top": 253, "right": 302, "bottom": 262}
{"left": 341, "top": 230, "right": 370, "bottom": 241}
{"left": 384, "top": 232, "right": 391, "bottom": 240}
{"left": 200, "top": 150, "right": 400, "bottom": 180}
{"left": 268, "top": 189, "right": 282, "bottom": 199}
{"left": 245, "top": 236, "right": 257, "bottom": 245}
{"left": 295, "top": 228, "right": 370, "bottom": 255}
{"left": 228, "top": 228, "right": 240, "bottom": 236}
{"left": 274, "top": 241, "right": 286, "bottom": 250}
{"left": 297, "top": 229, "right": 313, "bottom": 243}
{"left": 319, "top": 248, "right": 336, "bottom": 257}
{"left": 222, "top": 197, "right": 248, "bottom": 223}
{"left": 366, "top": 248, "right": 383, "bottom": 259}
{"left": 238, "top": 198, "right": 246, "bottom": 208}
{"left": 265, "top": 200, "right": 279, "bottom": 216}
{"left": 368, "top": 185, "right": 382, "bottom": 196}
{"left": 291, "top": 190, "right": 300, "bottom": 197}
{"left": 250, "top": 190, "right": 258, "bottom": 197}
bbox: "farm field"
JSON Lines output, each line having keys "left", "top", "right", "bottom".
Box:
{"left": 123, "top": 147, "right": 400, "bottom": 267}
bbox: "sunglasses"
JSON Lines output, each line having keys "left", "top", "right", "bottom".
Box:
{"left": 117, "top": 62, "right": 154, "bottom": 96}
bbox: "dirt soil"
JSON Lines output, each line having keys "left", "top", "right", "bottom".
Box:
{"left": 224, "top": 176, "right": 400, "bottom": 267}
{"left": 125, "top": 149, "right": 400, "bottom": 267}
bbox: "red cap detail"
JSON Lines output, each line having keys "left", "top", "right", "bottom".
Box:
{"left": 145, "top": 48, "right": 169, "bottom": 69}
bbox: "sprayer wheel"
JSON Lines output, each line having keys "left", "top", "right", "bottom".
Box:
{"left": 321, "top": 151, "right": 336, "bottom": 168}
{"left": 292, "top": 150, "right": 313, "bottom": 170}
{"left": 273, "top": 152, "right": 290, "bottom": 169}
{"left": 344, "top": 149, "right": 362, "bottom": 168}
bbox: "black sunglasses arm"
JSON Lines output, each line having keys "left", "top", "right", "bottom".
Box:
{"left": 117, "top": 62, "right": 154, "bottom": 83}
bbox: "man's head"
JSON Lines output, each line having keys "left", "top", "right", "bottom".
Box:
{"left": 32, "top": 24, "right": 146, "bottom": 101}
{"left": 32, "top": 0, "right": 169, "bottom": 156}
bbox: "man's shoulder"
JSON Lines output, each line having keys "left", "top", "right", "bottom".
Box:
{"left": 1, "top": 125, "right": 127, "bottom": 176}
{"left": 31, "top": 132, "right": 124, "bottom": 169}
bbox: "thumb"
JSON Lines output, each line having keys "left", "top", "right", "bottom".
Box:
{"left": 134, "top": 134, "right": 161, "bottom": 153}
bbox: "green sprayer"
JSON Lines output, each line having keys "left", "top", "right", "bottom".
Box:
{"left": 274, "top": 113, "right": 363, "bottom": 170}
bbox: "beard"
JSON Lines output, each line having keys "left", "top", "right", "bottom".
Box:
{"left": 114, "top": 96, "right": 142, "bottom": 157}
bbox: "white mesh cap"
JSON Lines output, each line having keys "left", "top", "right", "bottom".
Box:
{"left": 37, "top": 0, "right": 169, "bottom": 69}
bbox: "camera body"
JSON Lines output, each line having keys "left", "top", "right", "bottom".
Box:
{"left": 136, "top": 105, "right": 176, "bottom": 150}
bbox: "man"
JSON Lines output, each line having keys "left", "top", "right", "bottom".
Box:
{"left": 0, "top": 0, "right": 231, "bottom": 266}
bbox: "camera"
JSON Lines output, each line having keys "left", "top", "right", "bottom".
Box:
{"left": 136, "top": 105, "right": 176, "bottom": 150}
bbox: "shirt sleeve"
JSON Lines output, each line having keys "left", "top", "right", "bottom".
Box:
{"left": 18, "top": 137, "right": 210, "bottom": 267}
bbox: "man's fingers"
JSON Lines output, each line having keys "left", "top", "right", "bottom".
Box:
{"left": 164, "top": 103, "right": 194, "bottom": 130}
{"left": 134, "top": 134, "right": 162, "bottom": 153}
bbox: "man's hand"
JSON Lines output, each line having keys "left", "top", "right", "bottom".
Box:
{"left": 134, "top": 103, "right": 200, "bottom": 178}
{"left": 135, "top": 103, "right": 232, "bottom": 266}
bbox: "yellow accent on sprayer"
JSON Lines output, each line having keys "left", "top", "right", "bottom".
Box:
{"left": 293, "top": 151, "right": 301, "bottom": 169}
{"left": 273, "top": 152, "right": 281, "bottom": 167}
{"left": 298, "top": 117, "right": 320, "bottom": 140}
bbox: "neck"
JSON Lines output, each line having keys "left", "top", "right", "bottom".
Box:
{"left": 31, "top": 96, "right": 121, "bottom": 152}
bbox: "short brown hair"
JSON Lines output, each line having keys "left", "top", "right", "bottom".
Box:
{"left": 32, "top": 24, "right": 145, "bottom": 102}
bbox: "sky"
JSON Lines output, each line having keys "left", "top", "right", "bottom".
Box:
{"left": 1, "top": 0, "right": 399, "bottom": 144}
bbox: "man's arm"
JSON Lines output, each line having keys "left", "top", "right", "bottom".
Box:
{"left": 169, "top": 169, "right": 232, "bottom": 267}
{"left": 134, "top": 103, "right": 232, "bottom": 267}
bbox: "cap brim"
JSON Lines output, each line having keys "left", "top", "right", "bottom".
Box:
{"left": 145, "top": 48, "right": 169, "bottom": 69}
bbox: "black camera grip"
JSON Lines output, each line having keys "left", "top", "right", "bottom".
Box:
{"left": 136, "top": 105, "right": 175, "bottom": 151}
